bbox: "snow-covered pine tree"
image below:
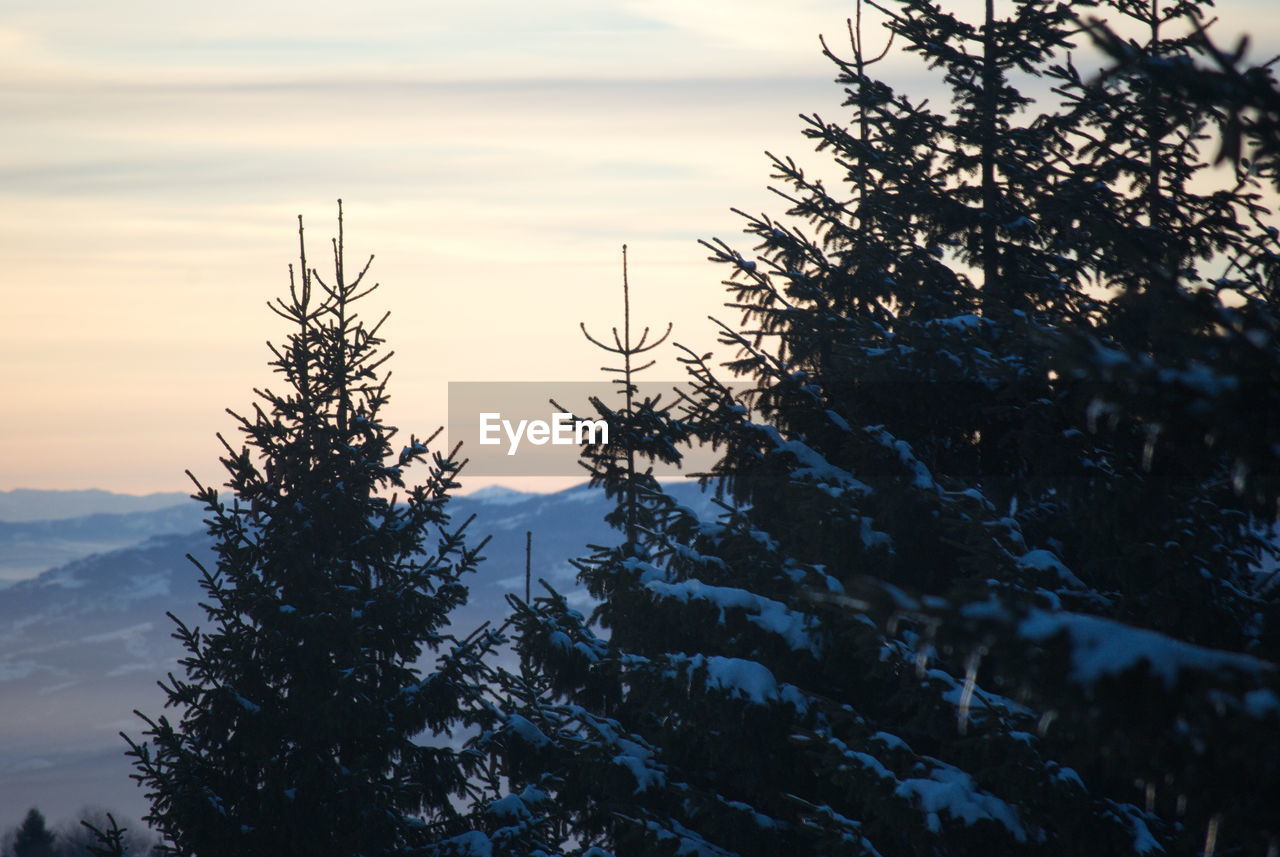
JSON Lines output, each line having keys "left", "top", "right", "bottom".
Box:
{"left": 994, "top": 4, "right": 1280, "bottom": 850}
{"left": 695, "top": 1, "right": 1280, "bottom": 852}
{"left": 505, "top": 1, "right": 1280, "bottom": 855}
{"left": 495, "top": 55, "right": 1139, "bottom": 845}
{"left": 474, "top": 249, "right": 703, "bottom": 855}
{"left": 716, "top": 0, "right": 1103, "bottom": 524}
{"left": 125, "top": 204, "right": 499, "bottom": 857}
{"left": 689, "top": 0, "right": 1280, "bottom": 853}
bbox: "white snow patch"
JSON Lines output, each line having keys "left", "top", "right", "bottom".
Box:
{"left": 612, "top": 740, "right": 664, "bottom": 793}
{"left": 1017, "top": 550, "right": 1084, "bottom": 588}
{"left": 506, "top": 714, "right": 550, "bottom": 748}
{"left": 1019, "top": 610, "right": 1272, "bottom": 687}
{"left": 438, "top": 830, "right": 492, "bottom": 857}
{"left": 895, "top": 765, "right": 1026, "bottom": 841}
{"left": 688, "top": 654, "right": 808, "bottom": 710}
{"left": 646, "top": 579, "right": 821, "bottom": 654}
{"left": 487, "top": 793, "right": 532, "bottom": 820}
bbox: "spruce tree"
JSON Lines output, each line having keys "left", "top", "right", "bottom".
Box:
{"left": 696, "top": 0, "right": 1280, "bottom": 851}
{"left": 476, "top": 249, "right": 694, "bottom": 855}
{"left": 503, "top": 1, "right": 1280, "bottom": 855}
{"left": 125, "top": 204, "right": 498, "bottom": 857}
{"left": 1055, "top": 5, "right": 1280, "bottom": 505}
{"left": 502, "top": 2, "right": 1127, "bottom": 851}
{"left": 12, "top": 810, "right": 55, "bottom": 857}
{"left": 1008, "top": 5, "right": 1280, "bottom": 850}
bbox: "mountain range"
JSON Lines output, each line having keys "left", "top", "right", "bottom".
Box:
{"left": 0, "top": 483, "right": 718, "bottom": 828}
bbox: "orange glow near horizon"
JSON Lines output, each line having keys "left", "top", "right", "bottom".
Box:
{"left": 3, "top": 0, "right": 1277, "bottom": 495}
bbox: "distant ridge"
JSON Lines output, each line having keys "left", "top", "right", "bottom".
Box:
{"left": 464, "top": 484, "right": 538, "bottom": 505}
{"left": 0, "top": 478, "right": 724, "bottom": 819}
{"left": 0, "top": 504, "right": 210, "bottom": 583}
{"left": 0, "top": 489, "right": 189, "bottom": 523}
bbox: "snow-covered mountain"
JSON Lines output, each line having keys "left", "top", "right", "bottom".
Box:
{"left": 0, "top": 481, "right": 716, "bottom": 824}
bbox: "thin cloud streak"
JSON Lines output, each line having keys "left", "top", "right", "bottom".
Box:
{"left": 1, "top": 0, "right": 1274, "bottom": 493}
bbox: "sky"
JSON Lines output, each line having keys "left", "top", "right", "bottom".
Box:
{"left": 2, "top": 0, "right": 1276, "bottom": 496}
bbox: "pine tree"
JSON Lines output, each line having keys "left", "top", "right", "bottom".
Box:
{"left": 1056, "top": 5, "right": 1280, "bottom": 504}
{"left": 684, "top": 0, "right": 1280, "bottom": 852}
{"left": 12, "top": 810, "right": 55, "bottom": 857}
{"left": 504, "top": 1, "right": 1280, "bottom": 855}
{"left": 478, "top": 249, "right": 696, "bottom": 855}
{"left": 125, "top": 203, "right": 498, "bottom": 857}
{"left": 1008, "top": 5, "right": 1280, "bottom": 851}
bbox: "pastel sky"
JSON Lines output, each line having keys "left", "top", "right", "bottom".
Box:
{"left": 2, "top": 0, "right": 1275, "bottom": 495}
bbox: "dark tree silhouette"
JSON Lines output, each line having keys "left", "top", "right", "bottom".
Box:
{"left": 12, "top": 809, "right": 55, "bottom": 857}
{"left": 125, "top": 204, "right": 498, "bottom": 857}
{"left": 498, "top": 1, "right": 1280, "bottom": 855}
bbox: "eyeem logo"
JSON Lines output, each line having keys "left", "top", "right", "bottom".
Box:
{"left": 449, "top": 381, "right": 713, "bottom": 476}
{"left": 479, "top": 412, "right": 608, "bottom": 456}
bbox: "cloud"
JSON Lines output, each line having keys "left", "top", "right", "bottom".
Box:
{"left": 0, "top": 0, "right": 814, "bottom": 85}
{"left": 1, "top": 0, "right": 1275, "bottom": 492}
